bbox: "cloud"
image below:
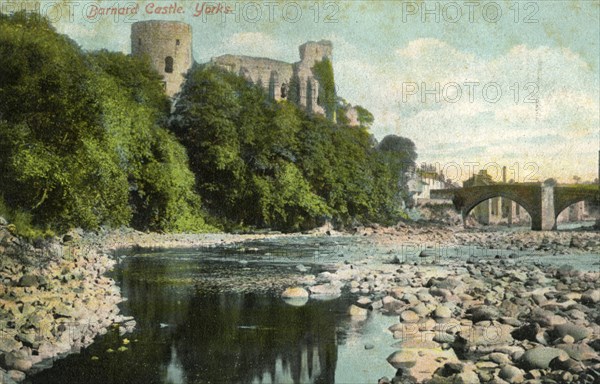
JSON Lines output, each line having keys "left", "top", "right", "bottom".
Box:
{"left": 332, "top": 38, "right": 599, "bottom": 182}
{"left": 54, "top": 17, "right": 130, "bottom": 53}
{"left": 221, "top": 32, "right": 287, "bottom": 59}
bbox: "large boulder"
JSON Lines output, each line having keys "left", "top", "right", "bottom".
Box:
{"left": 434, "top": 305, "right": 452, "bottom": 319}
{"left": 555, "top": 343, "right": 598, "bottom": 361}
{"left": 281, "top": 287, "right": 309, "bottom": 299}
{"left": 518, "top": 347, "right": 568, "bottom": 370}
{"left": 498, "top": 365, "right": 525, "bottom": 383}
{"left": 399, "top": 310, "right": 420, "bottom": 323}
{"left": 0, "top": 370, "right": 18, "bottom": 384}
{"left": 281, "top": 287, "right": 309, "bottom": 307}
{"left": 387, "top": 347, "right": 459, "bottom": 383}
{"left": 17, "top": 275, "right": 38, "bottom": 288}
{"left": 454, "top": 323, "right": 514, "bottom": 350}
{"left": 529, "top": 308, "right": 566, "bottom": 327}
{"left": 426, "top": 277, "right": 463, "bottom": 291}
{"left": 552, "top": 322, "right": 592, "bottom": 342}
{"left": 348, "top": 305, "right": 368, "bottom": 317}
{"left": 0, "top": 335, "right": 23, "bottom": 353}
{"left": 4, "top": 351, "right": 32, "bottom": 372}
{"left": 581, "top": 289, "right": 600, "bottom": 305}
{"left": 308, "top": 284, "right": 341, "bottom": 299}
{"left": 468, "top": 306, "right": 500, "bottom": 323}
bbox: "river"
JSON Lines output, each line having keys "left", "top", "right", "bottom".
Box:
{"left": 27, "top": 234, "right": 599, "bottom": 384}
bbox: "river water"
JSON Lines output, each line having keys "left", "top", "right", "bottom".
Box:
{"left": 28, "top": 235, "right": 599, "bottom": 384}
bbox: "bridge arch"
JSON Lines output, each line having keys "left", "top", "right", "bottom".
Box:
{"left": 453, "top": 185, "right": 543, "bottom": 230}
{"left": 554, "top": 197, "right": 597, "bottom": 221}
{"left": 553, "top": 186, "right": 600, "bottom": 223}
{"left": 462, "top": 192, "right": 535, "bottom": 224}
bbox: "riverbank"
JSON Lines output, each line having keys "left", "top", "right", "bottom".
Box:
{"left": 1, "top": 221, "right": 598, "bottom": 383}
{"left": 0, "top": 225, "right": 296, "bottom": 383}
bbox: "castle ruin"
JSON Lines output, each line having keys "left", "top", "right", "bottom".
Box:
{"left": 131, "top": 21, "right": 339, "bottom": 120}
{"left": 210, "top": 40, "right": 333, "bottom": 116}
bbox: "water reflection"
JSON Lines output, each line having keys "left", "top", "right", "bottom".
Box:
{"left": 250, "top": 346, "right": 323, "bottom": 384}
{"left": 170, "top": 290, "right": 339, "bottom": 384}
{"left": 30, "top": 254, "right": 346, "bottom": 384}
{"left": 165, "top": 346, "right": 184, "bottom": 384}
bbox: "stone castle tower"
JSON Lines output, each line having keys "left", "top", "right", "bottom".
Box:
{"left": 131, "top": 21, "right": 193, "bottom": 98}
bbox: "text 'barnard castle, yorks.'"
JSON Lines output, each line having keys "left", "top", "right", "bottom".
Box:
{"left": 86, "top": 2, "right": 233, "bottom": 18}
{"left": 83, "top": 2, "right": 339, "bottom": 23}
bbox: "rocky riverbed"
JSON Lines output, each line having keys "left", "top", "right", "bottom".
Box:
{"left": 282, "top": 247, "right": 600, "bottom": 383}
{"left": 0, "top": 227, "right": 135, "bottom": 383}
{"left": 358, "top": 222, "right": 600, "bottom": 255}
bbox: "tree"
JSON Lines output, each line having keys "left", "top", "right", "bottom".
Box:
{"left": 172, "top": 65, "right": 409, "bottom": 230}
{"left": 89, "top": 51, "right": 210, "bottom": 232}
{"left": 0, "top": 13, "right": 210, "bottom": 233}
{"left": 377, "top": 135, "right": 417, "bottom": 183}
{"left": 0, "top": 12, "right": 130, "bottom": 230}
{"left": 354, "top": 105, "right": 374, "bottom": 127}
{"left": 171, "top": 65, "right": 330, "bottom": 230}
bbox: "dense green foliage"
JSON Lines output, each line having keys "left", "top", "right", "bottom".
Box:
{"left": 377, "top": 135, "right": 418, "bottom": 205}
{"left": 312, "top": 58, "right": 337, "bottom": 120}
{"left": 0, "top": 13, "right": 211, "bottom": 234}
{"left": 172, "top": 65, "right": 413, "bottom": 230}
{"left": 0, "top": 12, "right": 416, "bottom": 235}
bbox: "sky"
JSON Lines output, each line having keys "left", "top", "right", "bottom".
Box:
{"left": 6, "top": 0, "right": 599, "bottom": 182}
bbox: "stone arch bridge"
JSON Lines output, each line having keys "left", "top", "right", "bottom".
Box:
{"left": 431, "top": 183, "right": 600, "bottom": 230}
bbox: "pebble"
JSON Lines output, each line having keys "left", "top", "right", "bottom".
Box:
{"left": 399, "top": 310, "right": 419, "bottom": 323}
{"left": 498, "top": 365, "right": 524, "bottom": 383}
{"left": 434, "top": 305, "right": 452, "bottom": 319}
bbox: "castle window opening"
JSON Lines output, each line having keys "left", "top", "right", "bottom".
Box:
{"left": 281, "top": 83, "right": 287, "bottom": 99}
{"left": 176, "top": 39, "right": 180, "bottom": 46}
{"left": 165, "top": 56, "right": 174, "bottom": 73}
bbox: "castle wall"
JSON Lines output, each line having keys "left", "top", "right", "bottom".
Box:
{"left": 295, "top": 40, "right": 332, "bottom": 115}
{"left": 210, "top": 55, "right": 294, "bottom": 101}
{"left": 131, "top": 21, "right": 193, "bottom": 98}
{"left": 211, "top": 40, "right": 333, "bottom": 117}
{"left": 299, "top": 40, "right": 333, "bottom": 67}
